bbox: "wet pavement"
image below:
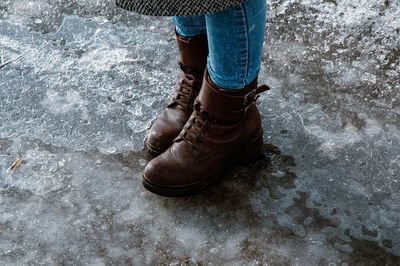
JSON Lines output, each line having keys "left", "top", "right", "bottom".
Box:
{"left": 0, "top": 0, "right": 399, "bottom": 265}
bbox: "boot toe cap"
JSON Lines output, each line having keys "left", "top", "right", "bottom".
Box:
{"left": 146, "top": 112, "right": 187, "bottom": 154}
{"left": 146, "top": 125, "right": 176, "bottom": 155}
{"left": 143, "top": 157, "right": 169, "bottom": 186}
{"left": 147, "top": 130, "right": 167, "bottom": 151}
{"left": 142, "top": 152, "right": 190, "bottom": 188}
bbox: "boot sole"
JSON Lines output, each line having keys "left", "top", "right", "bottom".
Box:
{"left": 146, "top": 142, "right": 163, "bottom": 157}
{"left": 142, "top": 175, "right": 215, "bottom": 197}
{"left": 142, "top": 132, "right": 264, "bottom": 197}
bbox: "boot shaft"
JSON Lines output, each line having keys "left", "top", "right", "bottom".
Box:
{"left": 175, "top": 31, "right": 209, "bottom": 71}
{"left": 195, "top": 70, "right": 269, "bottom": 122}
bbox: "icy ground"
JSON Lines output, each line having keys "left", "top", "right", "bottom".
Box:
{"left": 0, "top": 0, "right": 399, "bottom": 265}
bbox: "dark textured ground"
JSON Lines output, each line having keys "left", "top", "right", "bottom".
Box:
{"left": 0, "top": 0, "right": 399, "bottom": 265}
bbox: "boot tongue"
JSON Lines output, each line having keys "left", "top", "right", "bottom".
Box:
{"left": 194, "top": 101, "right": 210, "bottom": 117}
{"left": 179, "top": 62, "right": 204, "bottom": 76}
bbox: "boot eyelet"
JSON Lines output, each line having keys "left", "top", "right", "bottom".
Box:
{"left": 202, "top": 132, "right": 207, "bottom": 137}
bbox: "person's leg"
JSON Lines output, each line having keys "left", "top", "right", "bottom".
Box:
{"left": 146, "top": 15, "right": 208, "bottom": 156}
{"left": 205, "top": 0, "right": 267, "bottom": 89}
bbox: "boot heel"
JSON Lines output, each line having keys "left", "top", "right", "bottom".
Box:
{"left": 239, "top": 134, "right": 264, "bottom": 165}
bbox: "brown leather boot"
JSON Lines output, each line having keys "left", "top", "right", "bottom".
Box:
{"left": 143, "top": 71, "right": 270, "bottom": 196}
{"left": 146, "top": 32, "right": 208, "bottom": 156}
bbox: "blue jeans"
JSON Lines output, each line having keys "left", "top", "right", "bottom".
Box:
{"left": 173, "top": 0, "right": 266, "bottom": 90}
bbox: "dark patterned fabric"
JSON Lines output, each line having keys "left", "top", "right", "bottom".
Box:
{"left": 115, "top": 0, "right": 248, "bottom": 16}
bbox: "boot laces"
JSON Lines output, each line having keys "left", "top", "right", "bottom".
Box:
{"left": 179, "top": 110, "right": 209, "bottom": 147}
{"left": 171, "top": 63, "right": 201, "bottom": 109}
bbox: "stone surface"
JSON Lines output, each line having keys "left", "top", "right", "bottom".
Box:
{"left": 0, "top": 0, "right": 399, "bottom": 265}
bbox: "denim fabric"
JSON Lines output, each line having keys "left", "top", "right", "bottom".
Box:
{"left": 173, "top": 0, "right": 266, "bottom": 90}
{"left": 173, "top": 15, "right": 207, "bottom": 37}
